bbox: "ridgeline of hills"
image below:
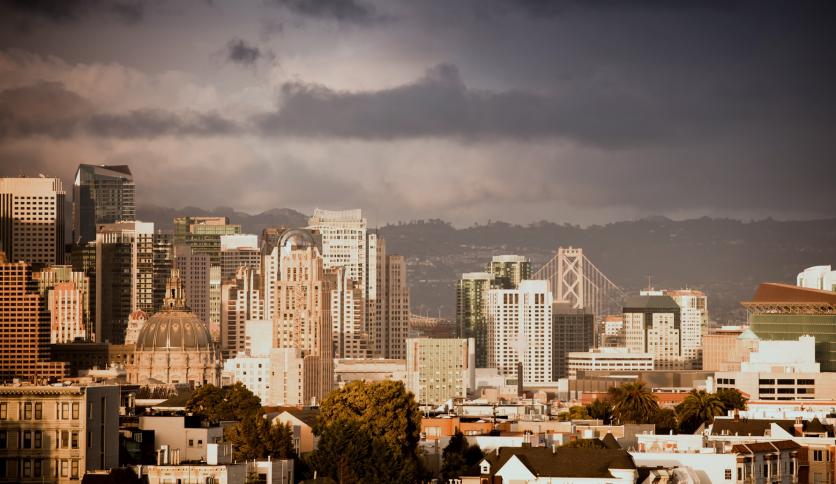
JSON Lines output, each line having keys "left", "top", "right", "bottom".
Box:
{"left": 138, "top": 206, "right": 836, "bottom": 324}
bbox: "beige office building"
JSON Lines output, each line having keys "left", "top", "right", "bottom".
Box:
{"left": 0, "top": 384, "right": 120, "bottom": 482}
{"left": 406, "top": 338, "right": 475, "bottom": 405}
{"left": 0, "top": 177, "right": 66, "bottom": 266}
{"left": 702, "top": 326, "right": 759, "bottom": 372}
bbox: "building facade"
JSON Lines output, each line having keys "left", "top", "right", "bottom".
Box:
{"left": 488, "top": 255, "right": 531, "bottom": 289}
{"left": 666, "top": 289, "right": 707, "bottom": 369}
{"left": 487, "top": 280, "right": 554, "bottom": 385}
{"left": 0, "top": 384, "right": 120, "bottom": 482}
{"left": 456, "top": 272, "right": 492, "bottom": 368}
{"left": 702, "top": 326, "right": 759, "bottom": 372}
{"left": 72, "top": 164, "right": 135, "bottom": 245}
{"left": 406, "top": 338, "right": 475, "bottom": 405}
{"left": 552, "top": 303, "right": 595, "bottom": 380}
{"left": 220, "top": 266, "right": 263, "bottom": 358}
{"left": 623, "top": 294, "right": 685, "bottom": 370}
{"left": 566, "top": 348, "right": 654, "bottom": 379}
{"left": 0, "top": 177, "right": 66, "bottom": 266}
{"left": 797, "top": 265, "right": 836, "bottom": 292}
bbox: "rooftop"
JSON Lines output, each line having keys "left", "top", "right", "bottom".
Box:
{"left": 483, "top": 447, "right": 636, "bottom": 478}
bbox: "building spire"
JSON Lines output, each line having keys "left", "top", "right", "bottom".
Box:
{"left": 164, "top": 268, "right": 187, "bottom": 310}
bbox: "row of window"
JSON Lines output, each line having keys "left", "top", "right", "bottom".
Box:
{"left": 0, "top": 429, "right": 82, "bottom": 449}
{"left": 0, "top": 457, "right": 80, "bottom": 479}
{"left": 0, "top": 402, "right": 80, "bottom": 421}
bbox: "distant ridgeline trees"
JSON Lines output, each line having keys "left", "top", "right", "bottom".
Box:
{"left": 184, "top": 383, "right": 296, "bottom": 461}
{"left": 566, "top": 382, "right": 747, "bottom": 434}
{"left": 308, "top": 380, "right": 425, "bottom": 484}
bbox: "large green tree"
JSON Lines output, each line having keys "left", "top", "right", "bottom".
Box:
{"left": 441, "top": 431, "right": 483, "bottom": 482}
{"left": 587, "top": 399, "right": 613, "bottom": 424}
{"left": 224, "top": 415, "right": 296, "bottom": 461}
{"left": 651, "top": 408, "right": 678, "bottom": 434}
{"left": 314, "top": 380, "right": 423, "bottom": 483}
{"left": 716, "top": 388, "right": 747, "bottom": 412}
{"left": 185, "top": 383, "right": 262, "bottom": 423}
{"left": 309, "top": 419, "right": 397, "bottom": 484}
{"left": 676, "top": 390, "right": 725, "bottom": 433}
{"left": 608, "top": 381, "right": 659, "bottom": 424}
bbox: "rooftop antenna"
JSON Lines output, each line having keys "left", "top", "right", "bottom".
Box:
{"left": 646, "top": 274, "right": 653, "bottom": 291}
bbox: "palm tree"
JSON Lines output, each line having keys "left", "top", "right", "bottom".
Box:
{"left": 608, "top": 381, "right": 659, "bottom": 424}
{"left": 677, "top": 390, "right": 725, "bottom": 429}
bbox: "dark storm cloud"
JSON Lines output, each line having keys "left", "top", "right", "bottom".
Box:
{"left": 266, "top": 0, "right": 380, "bottom": 23}
{"left": 0, "top": 82, "right": 240, "bottom": 139}
{"left": 225, "top": 38, "right": 264, "bottom": 66}
{"left": 2, "top": 0, "right": 149, "bottom": 25}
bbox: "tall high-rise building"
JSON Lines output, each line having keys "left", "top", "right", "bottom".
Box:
{"left": 34, "top": 266, "right": 91, "bottom": 343}
{"left": 173, "top": 244, "right": 211, "bottom": 334}
{"left": 95, "top": 221, "right": 154, "bottom": 344}
{"left": 406, "top": 338, "right": 475, "bottom": 405}
{"left": 72, "top": 164, "right": 135, "bottom": 245}
{"left": 271, "top": 230, "right": 333, "bottom": 406}
{"left": 152, "top": 230, "right": 174, "bottom": 312}
{"left": 220, "top": 234, "right": 260, "bottom": 282}
{"left": 456, "top": 272, "right": 492, "bottom": 367}
{"left": 486, "top": 280, "right": 553, "bottom": 385}
{"left": 330, "top": 267, "right": 369, "bottom": 359}
{"left": 385, "top": 254, "right": 410, "bottom": 360}
{"left": 0, "top": 252, "right": 67, "bottom": 381}
{"left": 0, "top": 177, "right": 66, "bottom": 266}
{"left": 221, "top": 266, "right": 263, "bottom": 358}
{"left": 174, "top": 216, "right": 241, "bottom": 331}
{"left": 666, "top": 289, "right": 707, "bottom": 369}
{"left": 307, "top": 209, "right": 368, "bottom": 295}
{"left": 623, "top": 294, "right": 685, "bottom": 370}
{"left": 551, "top": 303, "right": 595, "bottom": 380}
{"left": 488, "top": 255, "right": 531, "bottom": 289}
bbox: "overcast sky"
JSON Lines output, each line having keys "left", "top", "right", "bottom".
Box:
{"left": 0, "top": 0, "right": 834, "bottom": 226}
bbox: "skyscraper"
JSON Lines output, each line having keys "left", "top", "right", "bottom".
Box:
{"left": 456, "top": 272, "right": 492, "bottom": 367}
{"left": 488, "top": 255, "right": 531, "bottom": 289}
{"left": 34, "top": 265, "right": 91, "bottom": 343}
{"left": 219, "top": 234, "right": 260, "bottom": 281}
{"left": 271, "top": 229, "right": 334, "bottom": 405}
{"left": 72, "top": 164, "right": 135, "bottom": 245}
{"left": 221, "top": 266, "right": 263, "bottom": 358}
{"left": 666, "top": 289, "right": 707, "bottom": 369}
{"left": 551, "top": 303, "right": 595, "bottom": 380}
{"left": 406, "top": 337, "right": 475, "bottom": 405}
{"left": 95, "top": 221, "right": 154, "bottom": 344}
{"left": 307, "top": 209, "right": 368, "bottom": 295}
{"left": 486, "top": 280, "right": 553, "bottom": 385}
{"left": 0, "top": 252, "right": 67, "bottom": 381}
{"left": 173, "top": 244, "right": 211, "bottom": 334}
{"left": 331, "top": 267, "right": 369, "bottom": 359}
{"left": 385, "top": 254, "right": 410, "bottom": 360}
{"left": 0, "top": 177, "right": 66, "bottom": 266}
{"left": 623, "top": 294, "right": 685, "bottom": 370}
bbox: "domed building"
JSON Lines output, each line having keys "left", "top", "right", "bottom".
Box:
{"left": 127, "top": 270, "right": 221, "bottom": 386}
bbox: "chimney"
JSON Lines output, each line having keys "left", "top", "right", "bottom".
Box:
{"left": 733, "top": 409, "right": 740, "bottom": 421}
{"left": 793, "top": 417, "right": 803, "bottom": 436}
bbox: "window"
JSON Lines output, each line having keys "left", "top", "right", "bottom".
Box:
{"left": 23, "top": 430, "right": 32, "bottom": 449}
{"left": 71, "top": 432, "right": 78, "bottom": 449}
{"left": 34, "top": 459, "right": 42, "bottom": 478}
{"left": 61, "top": 430, "right": 69, "bottom": 449}
{"left": 813, "top": 450, "right": 824, "bottom": 461}
{"left": 763, "top": 464, "right": 768, "bottom": 477}
{"left": 188, "top": 439, "right": 194, "bottom": 447}
{"left": 62, "top": 403, "right": 69, "bottom": 420}
{"left": 0, "top": 403, "right": 6, "bottom": 420}
{"left": 790, "top": 461, "right": 795, "bottom": 475}
{"left": 759, "top": 379, "right": 775, "bottom": 384}
{"left": 34, "top": 431, "right": 42, "bottom": 449}
{"left": 777, "top": 379, "right": 794, "bottom": 385}
{"left": 197, "top": 439, "right": 203, "bottom": 446}
{"left": 23, "top": 460, "right": 32, "bottom": 478}
{"left": 71, "top": 460, "right": 79, "bottom": 479}
{"left": 724, "top": 469, "right": 732, "bottom": 480}
{"left": 737, "top": 468, "right": 742, "bottom": 481}
{"left": 34, "top": 402, "right": 42, "bottom": 420}
{"left": 24, "top": 402, "right": 32, "bottom": 420}
{"left": 60, "top": 460, "right": 69, "bottom": 478}
{"left": 72, "top": 403, "right": 79, "bottom": 420}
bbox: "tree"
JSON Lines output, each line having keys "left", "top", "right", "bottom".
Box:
{"left": 676, "top": 390, "right": 725, "bottom": 432}
{"left": 561, "top": 438, "right": 607, "bottom": 449}
{"left": 441, "top": 431, "right": 484, "bottom": 482}
{"left": 186, "top": 383, "right": 262, "bottom": 423}
{"left": 224, "top": 415, "right": 296, "bottom": 461}
{"left": 309, "top": 419, "right": 396, "bottom": 484}
{"left": 587, "top": 399, "right": 613, "bottom": 424}
{"left": 566, "top": 405, "right": 591, "bottom": 420}
{"left": 608, "top": 381, "right": 659, "bottom": 424}
{"left": 651, "top": 408, "right": 678, "bottom": 434}
{"left": 716, "top": 388, "right": 747, "bottom": 412}
{"left": 314, "top": 381, "right": 423, "bottom": 483}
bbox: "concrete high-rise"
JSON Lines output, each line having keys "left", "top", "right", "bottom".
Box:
{"left": 551, "top": 303, "right": 595, "bottom": 380}
{"left": 456, "top": 272, "right": 492, "bottom": 367}
{"left": 0, "top": 252, "right": 67, "bottom": 381}
{"left": 0, "top": 177, "right": 66, "bottom": 266}
{"left": 666, "top": 289, "right": 707, "bottom": 369}
{"left": 330, "top": 267, "right": 369, "bottom": 359}
{"left": 406, "top": 338, "right": 475, "bottom": 405}
{"left": 271, "top": 230, "right": 333, "bottom": 406}
{"left": 174, "top": 245, "right": 211, "bottom": 335}
{"left": 307, "top": 209, "right": 368, "bottom": 296}
{"left": 72, "top": 164, "right": 135, "bottom": 245}
{"left": 34, "top": 266, "right": 91, "bottom": 343}
{"left": 486, "top": 280, "right": 553, "bottom": 385}
{"left": 220, "top": 234, "right": 260, "bottom": 282}
{"left": 488, "top": 255, "right": 531, "bottom": 289}
{"left": 152, "top": 230, "right": 174, "bottom": 312}
{"left": 385, "top": 254, "right": 410, "bottom": 360}
{"left": 95, "top": 221, "right": 154, "bottom": 344}
{"left": 623, "top": 294, "right": 685, "bottom": 370}
{"left": 221, "top": 266, "right": 263, "bottom": 358}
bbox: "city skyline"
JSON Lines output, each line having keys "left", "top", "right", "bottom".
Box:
{"left": 1, "top": 1, "right": 835, "bottom": 226}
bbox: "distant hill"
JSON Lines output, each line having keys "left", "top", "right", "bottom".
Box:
{"left": 137, "top": 206, "right": 836, "bottom": 324}
{"left": 137, "top": 205, "right": 309, "bottom": 234}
